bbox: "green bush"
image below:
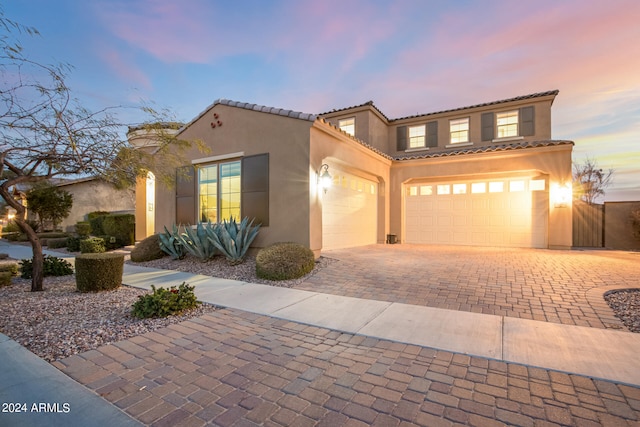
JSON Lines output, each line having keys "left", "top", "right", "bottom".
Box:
{"left": 75, "top": 253, "right": 124, "bottom": 292}
{"left": 255, "top": 242, "right": 316, "bottom": 281}
{"left": 20, "top": 255, "right": 74, "bottom": 279}
{"left": 47, "top": 237, "right": 68, "bottom": 249}
{"left": 130, "top": 234, "right": 166, "bottom": 262}
{"left": 75, "top": 222, "right": 91, "bottom": 237}
{"left": 80, "top": 237, "right": 106, "bottom": 254}
{"left": 99, "top": 235, "right": 122, "bottom": 251}
{"left": 66, "top": 236, "right": 81, "bottom": 252}
{"left": 0, "top": 271, "right": 11, "bottom": 287}
{"left": 103, "top": 214, "right": 135, "bottom": 247}
{"left": 131, "top": 282, "right": 200, "bottom": 318}
{"left": 37, "top": 232, "right": 68, "bottom": 239}
{"left": 3, "top": 221, "right": 23, "bottom": 241}
{"left": 88, "top": 213, "right": 109, "bottom": 235}
{"left": 0, "top": 253, "right": 8, "bottom": 260}
{"left": 0, "top": 262, "right": 19, "bottom": 276}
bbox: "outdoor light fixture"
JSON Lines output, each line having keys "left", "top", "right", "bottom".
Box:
{"left": 318, "top": 164, "right": 332, "bottom": 193}
{"left": 553, "top": 183, "right": 572, "bottom": 208}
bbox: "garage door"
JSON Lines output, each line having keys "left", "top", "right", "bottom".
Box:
{"left": 405, "top": 178, "right": 548, "bottom": 248}
{"left": 322, "top": 170, "right": 378, "bottom": 250}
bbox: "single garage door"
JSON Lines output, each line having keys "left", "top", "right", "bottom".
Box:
{"left": 323, "top": 170, "right": 378, "bottom": 250}
{"left": 405, "top": 177, "right": 548, "bottom": 248}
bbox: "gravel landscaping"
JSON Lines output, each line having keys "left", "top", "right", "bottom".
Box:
{"left": 0, "top": 248, "right": 637, "bottom": 365}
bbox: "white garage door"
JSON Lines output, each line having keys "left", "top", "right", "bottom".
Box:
{"left": 322, "top": 170, "right": 378, "bottom": 250}
{"left": 405, "top": 178, "right": 548, "bottom": 248}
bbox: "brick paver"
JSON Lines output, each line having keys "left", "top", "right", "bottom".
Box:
{"left": 298, "top": 245, "right": 640, "bottom": 329}
{"left": 58, "top": 308, "right": 640, "bottom": 426}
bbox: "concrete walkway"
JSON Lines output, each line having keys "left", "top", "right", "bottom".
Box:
{"left": 123, "top": 263, "right": 640, "bottom": 388}
{"left": 1, "top": 240, "right": 640, "bottom": 426}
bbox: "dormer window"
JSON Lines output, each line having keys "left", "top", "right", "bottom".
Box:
{"left": 338, "top": 117, "right": 355, "bottom": 136}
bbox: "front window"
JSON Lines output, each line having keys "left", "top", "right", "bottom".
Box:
{"left": 408, "top": 125, "right": 426, "bottom": 148}
{"left": 198, "top": 160, "right": 241, "bottom": 223}
{"left": 497, "top": 111, "right": 518, "bottom": 138}
{"left": 338, "top": 117, "right": 355, "bottom": 136}
{"left": 449, "top": 118, "right": 469, "bottom": 143}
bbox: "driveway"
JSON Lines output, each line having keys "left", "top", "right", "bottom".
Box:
{"left": 297, "top": 245, "right": 640, "bottom": 329}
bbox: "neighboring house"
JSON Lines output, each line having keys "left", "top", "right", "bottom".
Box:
{"left": 136, "top": 90, "right": 573, "bottom": 256}
{"left": 53, "top": 177, "right": 135, "bottom": 231}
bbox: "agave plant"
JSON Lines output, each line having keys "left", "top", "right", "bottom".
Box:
{"left": 158, "top": 224, "right": 186, "bottom": 260}
{"left": 177, "top": 222, "right": 217, "bottom": 261}
{"left": 207, "top": 216, "right": 261, "bottom": 265}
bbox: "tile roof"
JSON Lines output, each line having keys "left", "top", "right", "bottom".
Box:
{"left": 319, "top": 90, "right": 559, "bottom": 123}
{"left": 392, "top": 90, "right": 559, "bottom": 122}
{"left": 394, "top": 139, "right": 574, "bottom": 161}
{"left": 214, "top": 99, "right": 317, "bottom": 121}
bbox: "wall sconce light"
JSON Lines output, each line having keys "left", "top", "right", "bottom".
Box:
{"left": 552, "top": 183, "right": 572, "bottom": 208}
{"left": 318, "top": 164, "right": 332, "bottom": 193}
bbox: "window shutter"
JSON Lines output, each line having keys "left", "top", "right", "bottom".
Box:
{"left": 241, "top": 153, "right": 269, "bottom": 226}
{"left": 426, "top": 121, "right": 438, "bottom": 147}
{"left": 176, "top": 165, "right": 195, "bottom": 224}
{"left": 520, "top": 106, "right": 535, "bottom": 136}
{"left": 396, "top": 126, "right": 407, "bottom": 151}
{"left": 481, "top": 112, "right": 494, "bottom": 141}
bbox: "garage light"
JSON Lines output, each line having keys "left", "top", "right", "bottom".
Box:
{"left": 318, "top": 164, "right": 332, "bottom": 193}
{"left": 552, "top": 183, "right": 572, "bottom": 208}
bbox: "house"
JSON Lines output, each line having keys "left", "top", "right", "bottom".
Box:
{"left": 135, "top": 90, "right": 573, "bottom": 255}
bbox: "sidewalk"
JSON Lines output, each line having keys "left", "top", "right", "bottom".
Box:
{"left": 123, "top": 263, "right": 640, "bottom": 388}
{"left": 1, "top": 240, "right": 640, "bottom": 426}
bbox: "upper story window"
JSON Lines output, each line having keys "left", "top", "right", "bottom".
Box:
{"left": 408, "top": 125, "right": 426, "bottom": 148}
{"left": 198, "top": 160, "right": 241, "bottom": 223}
{"left": 449, "top": 118, "right": 469, "bottom": 144}
{"left": 338, "top": 117, "right": 355, "bottom": 136}
{"left": 496, "top": 111, "right": 518, "bottom": 138}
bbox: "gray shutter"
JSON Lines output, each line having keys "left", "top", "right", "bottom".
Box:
{"left": 520, "top": 106, "right": 535, "bottom": 136}
{"left": 241, "top": 153, "right": 269, "bottom": 226}
{"left": 176, "top": 165, "right": 195, "bottom": 224}
{"left": 396, "top": 126, "right": 407, "bottom": 151}
{"left": 426, "top": 121, "right": 438, "bottom": 147}
{"left": 481, "top": 112, "right": 494, "bottom": 141}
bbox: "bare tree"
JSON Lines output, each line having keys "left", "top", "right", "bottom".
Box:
{"left": 0, "top": 10, "right": 202, "bottom": 291}
{"left": 572, "top": 157, "right": 614, "bottom": 205}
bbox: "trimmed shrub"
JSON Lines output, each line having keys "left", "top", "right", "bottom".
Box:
{"left": 99, "top": 235, "right": 122, "bottom": 251}
{"left": 20, "top": 255, "right": 74, "bottom": 279}
{"left": 3, "top": 221, "right": 23, "bottom": 241}
{"left": 0, "top": 271, "right": 11, "bottom": 287}
{"left": 103, "top": 214, "right": 135, "bottom": 247}
{"left": 37, "top": 232, "right": 68, "bottom": 239}
{"left": 75, "top": 252, "right": 124, "bottom": 292}
{"left": 88, "top": 213, "right": 109, "bottom": 235}
{"left": 131, "top": 282, "right": 200, "bottom": 318}
{"left": 0, "top": 262, "right": 19, "bottom": 276}
{"left": 75, "top": 221, "right": 91, "bottom": 237}
{"left": 47, "top": 237, "right": 68, "bottom": 249}
{"left": 256, "top": 242, "right": 316, "bottom": 281}
{"left": 0, "top": 253, "right": 8, "bottom": 260}
{"left": 130, "top": 234, "right": 166, "bottom": 263}
{"left": 66, "top": 236, "right": 81, "bottom": 252}
{"left": 80, "top": 237, "right": 106, "bottom": 253}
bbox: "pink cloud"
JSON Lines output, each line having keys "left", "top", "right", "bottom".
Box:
{"left": 97, "top": 45, "right": 153, "bottom": 91}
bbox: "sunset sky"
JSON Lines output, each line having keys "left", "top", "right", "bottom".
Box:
{"left": 5, "top": 0, "right": 639, "bottom": 201}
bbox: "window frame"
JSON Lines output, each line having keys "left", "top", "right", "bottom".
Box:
{"left": 496, "top": 110, "right": 519, "bottom": 138}
{"left": 449, "top": 117, "right": 469, "bottom": 144}
{"left": 197, "top": 159, "right": 242, "bottom": 223}
{"left": 408, "top": 124, "right": 426, "bottom": 149}
{"left": 338, "top": 117, "right": 356, "bottom": 136}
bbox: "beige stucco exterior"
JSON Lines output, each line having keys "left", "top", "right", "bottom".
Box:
{"left": 138, "top": 90, "right": 574, "bottom": 254}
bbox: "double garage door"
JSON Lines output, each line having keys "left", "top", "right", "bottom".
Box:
{"left": 322, "top": 170, "right": 378, "bottom": 250}
{"left": 405, "top": 177, "right": 548, "bottom": 248}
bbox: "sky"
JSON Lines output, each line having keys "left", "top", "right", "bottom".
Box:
{"left": 3, "top": 0, "right": 639, "bottom": 201}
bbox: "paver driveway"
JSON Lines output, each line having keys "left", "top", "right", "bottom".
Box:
{"left": 297, "top": 245, "right": 640, "bottom": 329}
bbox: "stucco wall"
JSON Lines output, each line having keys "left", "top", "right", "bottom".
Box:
{"left": 57, "top": 179, "right": 135, "bottom": 231}
{"left": 151, "top": 104, "right": 315, "bottom": 249}
{"left": 388, "top": 144, "right": 573, "bottom": 249}
{"left": 604, "top": 201, "right": 640, "bottom": 250}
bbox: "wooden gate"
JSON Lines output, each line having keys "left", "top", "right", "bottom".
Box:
{"left": 572, "top": 200, "right": 603, "bottom": 247}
